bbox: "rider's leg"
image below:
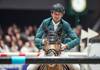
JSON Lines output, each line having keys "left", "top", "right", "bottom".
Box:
{"left": 27, "top": 50, "right": 45, "bottom": 70}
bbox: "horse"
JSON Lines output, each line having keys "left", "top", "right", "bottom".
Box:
{"left": 38, "top": 31, "right": 75, "bottom": 70}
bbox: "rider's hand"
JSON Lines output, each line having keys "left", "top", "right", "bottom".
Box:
{"left": 61, "top": 43, "right": 68, "bottom": 51}
{"left": 42, "top": 39, "right": 45, "bottom": 44}
{"left": 38, "top": 49, "right": 45, "bottom": 57}
{"left": 42, "top": 38, "right": 48, "bottom": 44}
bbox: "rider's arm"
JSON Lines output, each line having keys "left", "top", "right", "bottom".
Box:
{"left": 35, "top": 21, "right": 45, "bottom": 50}
{"left": 63, "top": 21, "right": 80, "bottom": 49}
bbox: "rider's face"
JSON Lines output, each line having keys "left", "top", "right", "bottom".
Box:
{"left": 51, "top": 11, "right": 63, "bottom": 23}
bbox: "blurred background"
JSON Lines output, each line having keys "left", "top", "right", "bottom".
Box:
{"left": 0, "top": 0, "right": 100, "bottom": 30}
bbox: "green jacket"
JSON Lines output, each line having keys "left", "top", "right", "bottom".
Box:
{"left": 35, "top": 17, "right": 80, "bottom": 50}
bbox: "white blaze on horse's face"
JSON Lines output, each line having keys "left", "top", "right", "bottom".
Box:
{"left": 47, "top": 51, "right": 55, "bottom": 56}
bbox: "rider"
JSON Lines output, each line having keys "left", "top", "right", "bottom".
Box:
{"left": 27, "top": 3, "right": 80, "bottom": 70}
{"left": 35, "top": 3, "right": 80, "bottom": 51}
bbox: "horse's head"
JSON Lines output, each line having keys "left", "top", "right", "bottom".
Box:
{"left": 43, "top": 30, "right": 61, "bottom": 56}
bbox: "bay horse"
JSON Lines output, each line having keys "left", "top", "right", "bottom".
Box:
{"left": 38, "top": 31, "right": 74, "bottom": 70}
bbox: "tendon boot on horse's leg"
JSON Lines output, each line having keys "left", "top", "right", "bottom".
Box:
{"left": 71, "top": 64, "right": 80, "bottom": 70}
{"left": 27, "top": 64, "right": 40, "bottom": 70}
